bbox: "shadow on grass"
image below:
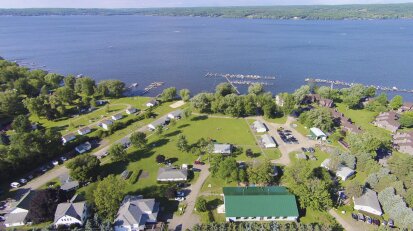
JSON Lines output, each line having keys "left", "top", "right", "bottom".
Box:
{"left": 164, "top": 130, "right": 182, "bottom": 138}
{"left": 100, "top": 160, "right": 129, "bottom": 177}
{"left": 147, "top": 138, "right": 169, "bottom": 149}
{"left": 191, "top": 115, "right": 208, "bottom": 121}
{"left": 128, "top": 149, "right": 156, "bottom": 162}
{"left": 177, "top": 124, "right": 190, "bottom": 129}
{"left": 207, "top": 198, "right": 223, "bottom": 210}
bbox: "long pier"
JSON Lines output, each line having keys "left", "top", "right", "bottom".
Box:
{"left": 140, "top": 82, "right": 164, "bottom": 95}
{"left": 306, "top": 78, "right": 413, "bottom": 94}
{"left": 224, "top": 76, "right": 241, "bottom": 94}
{"left": 205, "top": 72, "right": 276, "bottom": 80}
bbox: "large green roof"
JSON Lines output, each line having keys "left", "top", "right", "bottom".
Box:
{"left": 223, "top": 186, "right": 299, "bottom": 218}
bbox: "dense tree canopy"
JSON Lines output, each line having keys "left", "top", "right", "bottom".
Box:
{"left": 159, "top": 87, "right": 177, "bottom": 102}
{"left": 130, "top": 131, "right": 147, "bottom": 149}
{"left": 94, "top": 175, "right": 126, "bottom": 221}
{"left": 67, "top": 155, "right": 101, "bottom": 182}
{"left": 299, "top": 108, "right": 334, "bottom": 132}
{"left": 108, "top": 143, "right": 127, "bottom": 161}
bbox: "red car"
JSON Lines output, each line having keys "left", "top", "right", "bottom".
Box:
{"left": 194, "top": 160, "right": 204, "bottom": 165}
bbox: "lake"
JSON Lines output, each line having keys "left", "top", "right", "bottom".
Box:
{"left": 0, "top": 16, "right": 412, "bottom": 99}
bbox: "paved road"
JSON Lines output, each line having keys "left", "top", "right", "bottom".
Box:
{"left": 168, "top": 164, "right": 210, "bottom": 231}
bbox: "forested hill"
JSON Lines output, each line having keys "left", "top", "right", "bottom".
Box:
{"left": 1, "top": 3, "right": 413, "bottom": 19}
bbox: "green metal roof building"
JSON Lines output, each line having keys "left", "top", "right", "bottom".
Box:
{"left": 223, "top": 186, "right": 299, "bottom": 222}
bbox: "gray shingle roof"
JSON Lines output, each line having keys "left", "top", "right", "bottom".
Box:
{"left": 353, "top": 189, "right": 382, "bottom": 214}
{"left": 54, "top": 201, "right": 86, "bottom": 223}
{"left": 157, "top": 167, "right": 187, "bottom": 181}
{"left": 114, "top": 195, "right": 158, "bottom": 229}
{"left": 252, "top": 121, "right": 267, "bottom": 132}
{"left": 4, "top": 211, "right": 29, "bottom": 226}
{"left": 261, "top": 134, "right": 276, "bottom": 147}
{"left": 213, "top": 144, "right": 232, "bottom": 154}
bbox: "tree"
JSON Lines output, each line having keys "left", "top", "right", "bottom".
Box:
{"left": 282, "top": 93, "right": 295, "bottom": 116}
{"left": 345, "top": 181, "right": 364, "bottom": 199}
{"left": 215, "top": 82, "right": 236, "bottom": 97}
{"left": 390, "top": 95, "right": 403, "bottom": 110}
{"left": 399, "top": 112, "right": 413, "bottom": 128}
{"left": 109, "top": 143, "right": 127, "bottom": 161}
{"left": 74, "top": 77, "right": 95, "bottom": 96}
{"left": 160, "top": 87, "right": 177, "bottom": 102}
{"left": 247, "top": 160, "right": 273, "bottom": 185}
{"left": 156, "top": 154, "right": 165, "bottom": 163}
{"left": 155, "top": 125, "right": 163, "bottom": 136}
{"left": 12, "top": 115, "right": 31, "bottom": 133}
{"left": 44, "top": 73, "right": 63, "bottom": 89}
{"left": 130, "top": 132, "right": 147, "bottom": 149}
{"left": 177, "top": 134, "right": 189, "bottom": 152}
{"left": 347, "top": 132, "right": 390, "bottom": 154}
{"left": 0, "top": 90, "right": 25, "bottom": 116}
{"left": 94, "top": 175, "right": 126, "bottom": 221}
{"left": 299, "top": 108, "right": 334, "bottom": 131}
{"left": 245, "top": 149, "right": 253, "bottom": 158}
{"left": 96, "top": 80, "right": 125, "bottom": 98}
{"left": 67, "top": 155, "right": 100, "bottom": 182}
{"left": 195, "top": 197, "right": 208, "bottom": 212}
{"left": 218, "top": 157, "right": 238, "bottom": 183}
{"left": 164, "top": 187, "right": 177, "bottom": 199}
{"left": 248, "top": 83, "right": 264, "bottom": 95}
{"left": 179, "top": 88, "right": 191, "bottom": 102}
{"left": 191, "top": 93, "right": 213, "bottom": 113}
{"left": 27, "top": 189, "right": 66, "bottom": 224}
{"left": 64, "top": 75, "right": 76, "bottom": 90}
{"left": 292, "top": 85, "right": 310, "bottom": 104}
{"left": 55, "top": 86, "right": 75, "bottom": 104}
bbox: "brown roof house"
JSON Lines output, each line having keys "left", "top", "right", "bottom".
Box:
{"left": 373, "top": 111, "right": 400, "bottom": 133}
{"left": 393, "top": 131, "right": 413, "bottom": 155}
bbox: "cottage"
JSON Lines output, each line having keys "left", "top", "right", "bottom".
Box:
{"left": 147, "top": 116, "right": 170, "bottom": 130}
{"left": 373, "top": 111, "right": 400, "bottom": 133}
{"left": 321, "top": 159, "right": 355, "bottom": 181}
{"left": 157, "top": 167, "right": 187, "bottom": 182}
{"left": 261, "top": 134, "right": 277, "bottom": 148}
{"left": 4, "top": 190, "right": 35, "bottom": 227}
{"left": 126, "top": 107, "right": 138, "bottom": 114}
{"left": 75, "top": 141, "right": 92, "bottom": 154}
{"left": 114, "top": 195, "right": 159, "bottom": 231}
{"left": 319, "top": 98, "right": 334, "bottom": 108}
{"left": 399, "top": 102, "right": 413, "bottom": 112}
{"left": 95, "top": 100, "right": 107, "bottom": 106}
{"left": 223, "top": 186, "right": 299, "bottom": 222}
{"left": 62, "top": 133, "right": 76, "bottom": 145}
{"left": 54, "top": 197, "right": 88, "bottom": 227}
{"left": 101, "top": 119, "right": 113, "bottom": 130}
{"left": 252, "top": 121, "right": 267, "bottom": 133}
{"left": 167, "top": 110, "right": 183, "bottom": 120}
{"left": 146, "top": 99, "right": 158, "bottom": 107}
{"left": 353, "top": 189, "right": 383, "bottom": 216}
{"left": 59, "top": 173, "right": 79, "bottom": 192}
{"left": 112, "top": 113, "right": 123, "bottom": 121}
{"left": 77, "top": 127, "right": 91, "bottom": 135}
{"left": 330, "top": 109, "right": 362, "bottom": 134}
{"left": 213, "top": 143, "right": 232, "bottom": 155}
{"left": 310, "top": 127, "right": 327, "bottom": 140}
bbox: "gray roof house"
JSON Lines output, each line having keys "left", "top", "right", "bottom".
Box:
{"left": 112, "top": 113, "right": 123, "bottom": 121}
{"left": 77, "top": 126, "right": 91, "bottom": 135}
{"left": 59, "top": 173, "right": 79, "bottom": 191}
{"left": 157, "top": 167, "right": 188, "bottom": 182}
{"left": 62, "top": 133, "right": 76, "bottom": 144}
{"left": 147, "top": 116, "right": 170, "bottom": 130}
{"left": 114, "top": 195, "right": 159, "bottom": 231}
{"left": 126, "top": 107, "right": 138, "bottom": 114}
{"left": 261, "top": 134, "right": 277, "bottom": 148}
{"left": 167, "top": 110, "right": 183, "bottom": 119}
{"left": 252, "top": 121, "right": 267, "bottom": 133}
{"left": 75, "top": 141, "right": 92, "bottom": 154}
{"left": 213, "top": 143, "right": 232, "bottom": 154}
{"left": 146, "top": 99, "right": 158, "bottom": 107}
{"left": 101, "top": 119, "right": 114, "bottom": 130}
{"left": 321, "top": 159, "right": 355, "bottom": 181}
{"left": 4, "top": 190, "right": 36, "bottom": 227}
{"left": 54, "top": 197, "right": 87, "bottom": 227}
{"left": 353, "top": 189, "right": 383, "bottom": 216}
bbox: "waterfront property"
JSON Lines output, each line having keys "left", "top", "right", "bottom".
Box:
{"left": 157, "top": 167, "right": 187, "bottom": 182}
{"left": 393, "top": 131, "right": 413, "bottom": 155}
{"left": 310, "top": 127, "right": 327, "bottom": 140}
{"left": 398, "top": 102, "right": 413, "bottom": 112}
{"left": 112, "top": 113, "right": 123, "bottom": 121}
{"left": 260, "top": 134, "right": 277, "bottom": 148}
{"left": 62, "top": 133, "right": 76, "bottom": 145}
{"left": 147, "top": 116, "right": 170, "bottom": 130}
{"left": 4, "top": 190, "right": 35, "bottom": 227}
{"left": 213, "top": 143, "right": 232, "bottom": 155}
{"left": 126, "top": 107, "right": 138, "bottom": 114}
{"left": 353, "top": 188, "right": 383, "bottom": 216}
{"left": 223, "top": 186, "right": 299, "bottom": 222}
{"left": 101, "top": 119, "right": 114, "bottom": 130}
{"left": 77, "top": 126, "right": 91, "bottom": 135}
{"left": 114, "top": 195, "right": 159, "bottom": 231}
{"left": 146, "top": 99, "right": 158, "bottom": 107}
{"left": 167, "top": 110, "right": 183, "bottom": 120}
{"left": 331, "top": 109, "right": 362, "bottom": 134}
{"left": 54, "top": 196, "right": 88, "bottom": 227}
{"left": 252, "top": 120, "right": 267, "bottom": 133}
{"left": 373, "top": 111, "right": 400, "bottom": 133}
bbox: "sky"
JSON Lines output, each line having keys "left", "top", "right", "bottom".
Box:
{"left": 0, "top": 0, "right": 413, "bottom": 8}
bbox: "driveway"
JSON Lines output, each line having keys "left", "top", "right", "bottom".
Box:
{"left": 329, "top": 209, "right": 374, "bottom": 231}
{"left": 168, "top": 164, "right": 210, "bottom": 231}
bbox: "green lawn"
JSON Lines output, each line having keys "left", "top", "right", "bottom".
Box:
{"left": 288, "top": 148, "right": 330, "bottom": 169}
{"left": 270, "top": 116, "right": 288, "bottom": 125}
{"left": 299, "top": 208, "right": 337, "bottom": 226}
{"left": 196, "top": 196, "right": 226, "bottom": 224}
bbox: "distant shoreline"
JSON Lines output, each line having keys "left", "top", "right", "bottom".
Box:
{"left": 1, "top": 3, "right": 413, "bottom": 20}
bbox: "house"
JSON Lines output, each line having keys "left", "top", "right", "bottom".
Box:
{"left": 261, "top": 134, "right": 277, "bottom": 148}
{"left": 167, "top": 110, "right": 183, "bottom": 120}
{"left": 157, "top": 167, "right": 187, "bottom": 182}
{"left": 252, "top": 121, "right": 267, "bottom": 133}
{"left": 54, "top": 196, "right": 88, "bottom": 227}
{"left": 4, "top": 190, "right": 36, "bottom": 227}
{"left": 223, "top": 186, "right": 299, "bottom": 222}
{"left": 147, "top": 116, "right": 170, "bottom": 130}
{"left": 373, "top": 111, "right": 400, "bottom": 133}
{"left": 213, "top": 143, "right": 232, "bottom": 155}
{"left": 101, "top": 119, "right": 113, "bottom": 130}
{"left": 95, "top": 100, "right": 108, "bottom": 106}
{"left": 296, "top": 153, "right": 307, "bottom": 160}
{"left": 399, "top": 102, "right": 413, "bottom": 112}
{"left": 330, "top": 109, "right": 362, "bottom": 134}
{"left": 75, "top": 141, "right": 92, "bottom": 154}
{"left": 77, "top": 127, "right": 91, "bottom": 135}
{"left": 310, "top": 127, "right": 327, "bottom": 140}
{"left": 146, "top": 99, "right": 158, "bottom": 107}
{"left": 321, "top": 159, "right": 355, "bottom": 181}
{"left": 353, "top": 189, "right": 383, "bottom": 216}
{"left": 319, "top": 98, "right": 334, "bottom": 108}
{"left": 126, "top": 107, "right": 138, "bottom": 114}
{"left": 112, "top": 113, "right": 123, "bottom": 121}
{"left": 59, "top": 173, "right": 79, "bottom": 192}
{"left": 62, "top": 133, "right": 76, "bottom": 145}
{"left": 114, "top": 195, "right": 159, "bottom": 231}
{"left": 393, "top": 131, "right": 413, "bottom": 155}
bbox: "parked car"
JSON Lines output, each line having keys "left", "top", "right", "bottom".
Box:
{"left": 388, "top": 219, "right": 394, "bottom": 227}
{"left": 357, "top": 213, "right": 365, "bottom": 221}
{"left": 382, "top": 220, "right": 387, "bottom": 226}
{"left": 366, "top": 216, "right": 372, "bottom": 224}
{"left": 40, "top": 166, "right": 48, "bottom": 173}
{"left": 194, "top": 160, "right": 204, "bottom": 165}
{"left": 52, "top": 160, "right": 59, "bottom": 166}
{"left": 19, "top": 178, "right": 27, "bottom": 184}
{"left": 351, "top": 213, "right": 358, "bottom": 220}
{"left": 0, "top": 215, "right": 5, "bottom": 222}
{"left": 60, "top": 156, "right": 67, "bottom": 162}
{"left": 10, "top": 182, "right": 21, "bottom": 188}
{"left": 27, "top": 175, "right": 34, "bottom": 180}
{"left": 177, "top": 183, "right": 188, "bottom": 188}
{"left": 308, "top": 147, "right": 315, "bottom": 153}
{"left": 174, "top": 197, "right": 185, "bottom": 202}
{"left": 301, "top": 147, "right": 308, "bottom": 152}
{"left": 372, "top": 219, "right": 380, "bottom": 226}
{"left": 176, "top": 191, "right": 185, "bottom": 197}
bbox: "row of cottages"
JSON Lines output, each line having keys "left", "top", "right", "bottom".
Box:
{"left": 252, "top": 121, "right": 268, "bottom": 133}
{"left": 223, "top": 186, "right": 299, "bottom": 222}
{"left": 260, "top": 134, "right": 277, "bottom": 148}
{"left": 321, "top": 158, "right": 355, "bottom": 181}
{"left": 330, "top": 109, "right": 362, "bottom": 134}
{"left": 393, "top": 131, "right": 413, "bottom": 155}
{"left": 373, "top": 111, "right": 400, "bottom": 133}
{"left": 353, "top": 188, "right": 383, "bottom": 216}
{"left": 157, "top": 167, "right": 188, "bottom": 182}
{"left": 147, "top": 110, "right": 183, "bottom": 130}
{"left": 62, "top": 127, "right": 92, "bottom": 144}
{"left": 213, "top": 143, "right": 232, "bottom": 155}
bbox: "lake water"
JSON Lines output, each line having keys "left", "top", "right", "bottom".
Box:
{"left": 0, "top": 16, "right": 412, "bottom": 99}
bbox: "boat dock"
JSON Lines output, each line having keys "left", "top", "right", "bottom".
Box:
{"left": 305, "top": 78, "right": 413, "bottom": 94}
{"left": 205, "top": 72, "right": 276, "bottom": 80}
{"left": 140, "top": 82, "right": 164, "bottom": 95}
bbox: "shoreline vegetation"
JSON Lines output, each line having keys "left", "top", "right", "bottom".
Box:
{"left": 0, "top": 3, "right": 413, "bottom": 20}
